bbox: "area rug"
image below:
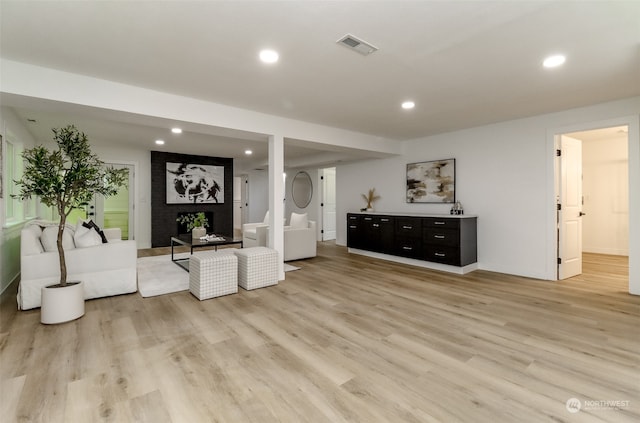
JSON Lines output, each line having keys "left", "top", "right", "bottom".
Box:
{"left": 137, "top": 254, "right": 300, "bottom": 298}
{"left": 137, "top": 254, "right": 190, "bottom": 298}
{"left": 284, "top": 263, "right": 300, "bottom": 272}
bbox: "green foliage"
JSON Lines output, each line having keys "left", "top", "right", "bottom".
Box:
{"left": 15, "top": 126, "right": 127, "bottom": 216}
{"left": 176, "top": 212, "right": 209, "bottom": 232}
{"left": 14, "top": 125, "right": 128, "bottom": 285}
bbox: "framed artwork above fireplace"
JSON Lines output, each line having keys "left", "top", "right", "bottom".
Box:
{"left": 166, "top": 162, "right": 225, "bottom": 204}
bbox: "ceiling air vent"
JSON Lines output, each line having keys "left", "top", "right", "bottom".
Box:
{"left": 337, "top": 34, "right": 378, "bottom": 56}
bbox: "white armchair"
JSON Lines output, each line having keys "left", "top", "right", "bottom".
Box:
{"left": 283, "top": 220, "right": 317, "bottom": 261}
{"left": 242, "top": 222, "right": 268, "bottom": 248}
{"left": 241, "top": 212, "right": 317, "bottom": 261}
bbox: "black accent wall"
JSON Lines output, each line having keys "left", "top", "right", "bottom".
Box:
{"left": 151, "top": 151, "right": 233, "bottom": 247}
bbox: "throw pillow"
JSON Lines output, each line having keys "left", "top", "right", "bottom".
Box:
{"left": 263, "top": 210, "right": 270, "bottom": 224}
{"left": 74, "top": 220, "right": 103, "bottom": 248}
{"left": 290, "top": 212, "right": 308, "bottom": 229}
{"left": 82, "top": 219, "right": 108, "bottom": 243}
{"left": 41, "top": 225, "right": 76, "bottom": 252}
{"left": 22, "top": 224, "right": 44, "bottom": 255}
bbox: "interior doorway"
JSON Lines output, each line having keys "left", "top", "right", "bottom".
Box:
{"left": 556, "top": 126, "right": 629, "bottom": 280}
{"left": 233, "top": 176, "right": 242, "bottom": 238}
{"left": 320, "top": 167, "right": 336, "bottom": 241}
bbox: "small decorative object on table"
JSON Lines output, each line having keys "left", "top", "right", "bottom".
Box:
{"left": 450, "top": 201, "right": 464, "bottom": 215}
{"left": 176, "top": 212, "right": 210, "bottom": 239}
{"left": 200, "top": 234, "right": 225, "bottom": 242}
{"left": 361, "top": 188, "right": 381, "bottom": 212}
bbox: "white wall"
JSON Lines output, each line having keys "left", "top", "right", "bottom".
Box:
{"left": 337, "top": 97, "right": 640, "bottom": 289}
{"left": 582, "top": 135, "right": 628, "bottom": 255}
{"left": 337, "top": 122, "right": 550, "bottom": 279}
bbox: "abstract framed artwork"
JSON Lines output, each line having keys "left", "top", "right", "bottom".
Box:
{"left": 166, "top": 162, "right": 224, "bottom": 204}
{"left": 406, "top": 158, "right": 455, "bottom": 203}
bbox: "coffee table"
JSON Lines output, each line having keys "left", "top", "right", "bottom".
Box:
{"left": 170, "top": 234, "right": 243, "bottom": 271}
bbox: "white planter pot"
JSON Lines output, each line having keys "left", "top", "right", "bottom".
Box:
{"left": 41, "top": 281, "right": 85, "bottom": 324}
{"left": 192, "top": 227, "right": 207, "bottom": 239}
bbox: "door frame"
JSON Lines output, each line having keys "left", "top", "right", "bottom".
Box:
{"left": 318, "top": 167, "right": 337, "bottom": 241}
{"left": 103, "top": 160, "right": 138, "bottom": 241}
{"left": 547, "top": 115, "right": 638, "bottom": 294}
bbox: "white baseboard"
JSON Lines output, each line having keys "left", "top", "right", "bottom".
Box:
{"left": 583, "top": 247, "right": 629, "bottom": 256}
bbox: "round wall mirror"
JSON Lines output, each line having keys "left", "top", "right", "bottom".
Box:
{"left": 292, "top": 171, "right": 313, "bottom": 208}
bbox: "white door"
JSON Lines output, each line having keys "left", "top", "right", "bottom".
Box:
{"left": 233, "top": 176, "right": 242, "bottom": 237}
{"left": 322, "top": 167, "right": 336, "bottom": 241}
{"left": 241, "top": 175, "right": 249, "bottom": 228}
{"left": 558, "top": 135, "right": 583, "bottom": 279}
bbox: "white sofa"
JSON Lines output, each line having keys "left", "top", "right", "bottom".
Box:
{"left": 242, "top": 213, "right": 317, "bottom": 261}
{"left": 18, "top": 220, "right": 137, "bottom": 310}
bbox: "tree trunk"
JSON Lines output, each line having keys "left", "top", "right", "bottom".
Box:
{"left": 57, "top": 215, "right": 68, "bottom": 286}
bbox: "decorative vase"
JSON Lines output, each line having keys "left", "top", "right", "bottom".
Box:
{"left": 41, "top": 281, "right": 85, "bottom": 324}
{"left": 366, "top": 207, "right": 374, "bottom": 212}
{"left": 192, "top": 226, "right": 207, "bottom": 239}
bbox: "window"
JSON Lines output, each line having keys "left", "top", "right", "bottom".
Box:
{"left": 3, "top": 135, "right": 32, "bottom": 225}
{"left": 5, "top": 139, "right": 15, "bottom": 220}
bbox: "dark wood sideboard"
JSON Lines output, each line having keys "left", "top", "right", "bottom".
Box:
{"left": 347, "top": 212, "right": 477, "bottom": 270}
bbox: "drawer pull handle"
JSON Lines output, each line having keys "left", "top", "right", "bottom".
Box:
{"left": 434, "top": 221, "right": 445, "bottom": 225}
{"left": 381, "top": 219, "right": 389, "bottom": 222}
{"left": 364, "top": 217, "right": 372, "bottom": 221}
{"left": 435, "top": 253, "right": 446, "bottom": 257}
{"left": 373, "top": 224, "right": 379, "bottom": 227}
{"left": 402, "top": 225, "right": 413, "bottom": 229}
{"left": 434, "top": 235, "right": 445, "bottom": 239}
{"left": 402, "top": 246, "right": 413, "bottom": 250}
{"left": 349, "top": 225, "right": 357, "bottom": 229}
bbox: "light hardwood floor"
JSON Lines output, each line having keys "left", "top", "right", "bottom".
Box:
{"left": 1, "top": 244, "right": 638, "bottom": 422}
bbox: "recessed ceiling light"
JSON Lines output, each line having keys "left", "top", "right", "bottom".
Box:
{"left": 401, "top": 101, "right": 415, "bottom": 110}
{"left": 171, "top": 127, "right": 182, "bottom": 134}
{"left": 543, "top": 54, "right": 566, "bottom": 68}
{"left": 155, "top": 139, "right": 165, "bottom": 145}
{"left": 245, "top": 149, "right": 253, "bottom": 155}
{"left": 259, "top": 49, "right": 279, "bottom": 64}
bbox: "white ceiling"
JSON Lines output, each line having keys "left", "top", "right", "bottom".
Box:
{"left": 1, "top": 1, "right": 639, "bottom": 165}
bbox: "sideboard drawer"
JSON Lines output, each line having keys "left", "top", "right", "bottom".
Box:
{"left": 423, "top": 217, "right": 460, "bottom": 230}
{"left": 424, "top": 228, "right": 459, "bottom": 247}
{"left": 395, "top": 217, "right": 422, "bottom": 238}
{"left": 424, "top": 246, "right": 460, "bottom": 266}
{"left": 395, "top": 238, "right": 423, "bottom": 259}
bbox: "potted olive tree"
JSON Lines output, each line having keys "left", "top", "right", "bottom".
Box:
{"left": 14, "top": 125, "right": 127, "bottom": 324}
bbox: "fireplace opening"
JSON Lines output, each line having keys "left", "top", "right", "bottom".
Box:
{"left": 176, "top": 211, "right": 213, "bottom": 235}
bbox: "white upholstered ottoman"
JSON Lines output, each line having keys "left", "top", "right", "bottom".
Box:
{"left": 234, "top": 247, "right": 279, "bottom": 290}
{"left": 189, "top": 250, "right": 238, "bottom": 300}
